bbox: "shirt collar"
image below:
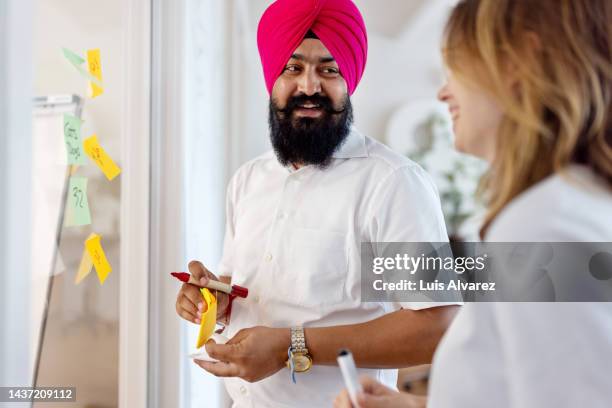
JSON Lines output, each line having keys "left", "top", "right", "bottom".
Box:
{"left": 332, "top": 127, "right": 368, "bottom": 159}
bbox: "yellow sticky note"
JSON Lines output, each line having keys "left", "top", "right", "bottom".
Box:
{"left": 85, "top": 233, "right": 112, "bottom": 285}
{"left": 196, "top": 288, "right": 217, "bottom": 349}
{"left": 75, "top": 243, "right": 94, "bottom": 284}
{"left": 88, "top": 82, "right": 104, "bottom": 98}
{"left": 83, "top": 134, "right": 122, "bottom": 181}
{"left": 86, "top": 49, "right": 104, "bottom": 98}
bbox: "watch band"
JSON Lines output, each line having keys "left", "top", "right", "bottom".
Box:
{"left": 288, "top": 326, "right": 312, "bottom": 382}
{"left": 290, "top": 326, "right": 308, "bottom": 353}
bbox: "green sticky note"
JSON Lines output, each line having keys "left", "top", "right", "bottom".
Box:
{"left": 66, "top": 177, "right": 92, "bottom": 226}
{"left": 61, "top": 47, "right": 103, "bottom": 87}
{"left": 62, "top": 47, "right": 85, "bottom": 65}
{"left": 63, "top": 114, "right": 86, "bottom": 165}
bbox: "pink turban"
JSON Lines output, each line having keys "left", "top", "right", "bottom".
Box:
{"left": 257, "top": 0, "right": 368, "bottom": 96}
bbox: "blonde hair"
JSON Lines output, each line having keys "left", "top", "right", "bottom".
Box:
{"left": 443, "top": 0, "right": 612, "bottom": 238}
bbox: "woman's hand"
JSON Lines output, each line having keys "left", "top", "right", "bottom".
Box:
{"left": 334, "top": 376, "right": 427, "bottom": 408}
{"left": 175, "top": 260, "right": 230, "bottom": 324}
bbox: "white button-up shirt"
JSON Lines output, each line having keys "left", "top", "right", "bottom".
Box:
{"left": 218, "top": 128, "right": 449, "bottom": 408}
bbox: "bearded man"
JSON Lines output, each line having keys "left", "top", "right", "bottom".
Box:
{"left": 175, "top": 0, "right": 460, "bottom": 406}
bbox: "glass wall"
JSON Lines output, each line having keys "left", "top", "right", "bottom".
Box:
{"left": 29, "top": 1, "right": 125, "bottom": 406}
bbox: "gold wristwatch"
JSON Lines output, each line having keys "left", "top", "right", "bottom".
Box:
{"left": 286, "top": 327, "right": 313, "bottom": 373}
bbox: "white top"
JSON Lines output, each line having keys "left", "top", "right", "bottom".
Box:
{"left": 217, "top": 128, "right": 450, "bottom": 408}
{"left": 429, "top": 165, "right": 612, "bottom": 408}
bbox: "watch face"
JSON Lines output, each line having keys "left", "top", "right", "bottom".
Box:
{"left": 293, "top": 354, "right": 312, "bottom": 372}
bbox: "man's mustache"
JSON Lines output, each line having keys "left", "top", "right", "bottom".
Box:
{"left": 276, "top": 93, "right": 347, "bottom": 116}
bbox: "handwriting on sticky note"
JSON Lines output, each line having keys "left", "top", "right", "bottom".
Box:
{"left": 83, "top": 134, "right": 122, "bottom": 181}
{"left": 63, "top": 114, "right": 86, "bottom": 165}
{"left": 75, "top": 243, "right": 94, "bottom": 284}
{"left": 86, "top": 49, "right": 104, "bottom": 98}
{"left": 61, "top": 47, "right": 103, "bottom": 87}
{"left": 85, "top": 234, "right": 112, "bottom": 285}
{"left": 87, "top": 49, "right": 102, "bottom": 78}
{"left": 196, "top": 288, "right": 218, "bottom": 349}
{"left": 66, "top": 177, "right": 91, "bottom": 226}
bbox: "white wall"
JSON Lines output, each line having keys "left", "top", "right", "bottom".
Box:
{"left": 183, "top": 1, "right": 233, "bottom": 406}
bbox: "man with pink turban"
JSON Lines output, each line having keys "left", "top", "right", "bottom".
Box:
{"left": 176, "top": 1, "right": 460, "bottom": 406}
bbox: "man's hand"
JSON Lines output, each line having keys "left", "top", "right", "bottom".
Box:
{"left": 175, "top": 260, "right": 230, "bottom": 324}
{"left": 194, "top": 326, "right": 290, "bottom": 383}
{"left": 333, "top": 376, "right": 427, "bottom": 408}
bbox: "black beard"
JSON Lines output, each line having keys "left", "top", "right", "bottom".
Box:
{"left": 268, "top": 93, "right": 353, "bottom": 169}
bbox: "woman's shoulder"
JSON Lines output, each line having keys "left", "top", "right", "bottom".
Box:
{"left": 486, "top": 165, "right": 612, "bottom": 242}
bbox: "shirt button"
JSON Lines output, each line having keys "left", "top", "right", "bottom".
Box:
{"left": 278, "top": 212, "right": 287, "bottom": 220}
{"left": 240, "top": 385, "right": 247, "bottom": 395}
{"left": 265, "top": 253, "right": 273, "bottom": 262}
{"left": 254, "top": 295, "right": 260, "bottom": 303}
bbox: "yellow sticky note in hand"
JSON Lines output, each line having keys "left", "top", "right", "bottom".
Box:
{"left": 83, "top": 134, "right": 122, "bottom": 181}
{"left": 86, "top": 49, "right": 104, "bottom": 98}
{"left": 196, "top": 288, "right": 217, "bottom": 349}
{"left": 85, "top": 233, "right": 112, "bottom": 285}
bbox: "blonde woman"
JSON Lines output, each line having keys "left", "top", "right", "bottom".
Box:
{"left": 335, "top": 0, "right": 612, "bottom": 407}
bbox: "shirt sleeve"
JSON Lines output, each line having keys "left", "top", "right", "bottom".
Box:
{"left": 217, "top": 173, "right": 238, "bottom": 278}
{"left": 365, "top": 164, "right": 460, "bottom": 310}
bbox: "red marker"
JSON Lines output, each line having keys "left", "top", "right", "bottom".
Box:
{"left": 170, "top": 272, "right": 248, "bottom": 299}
